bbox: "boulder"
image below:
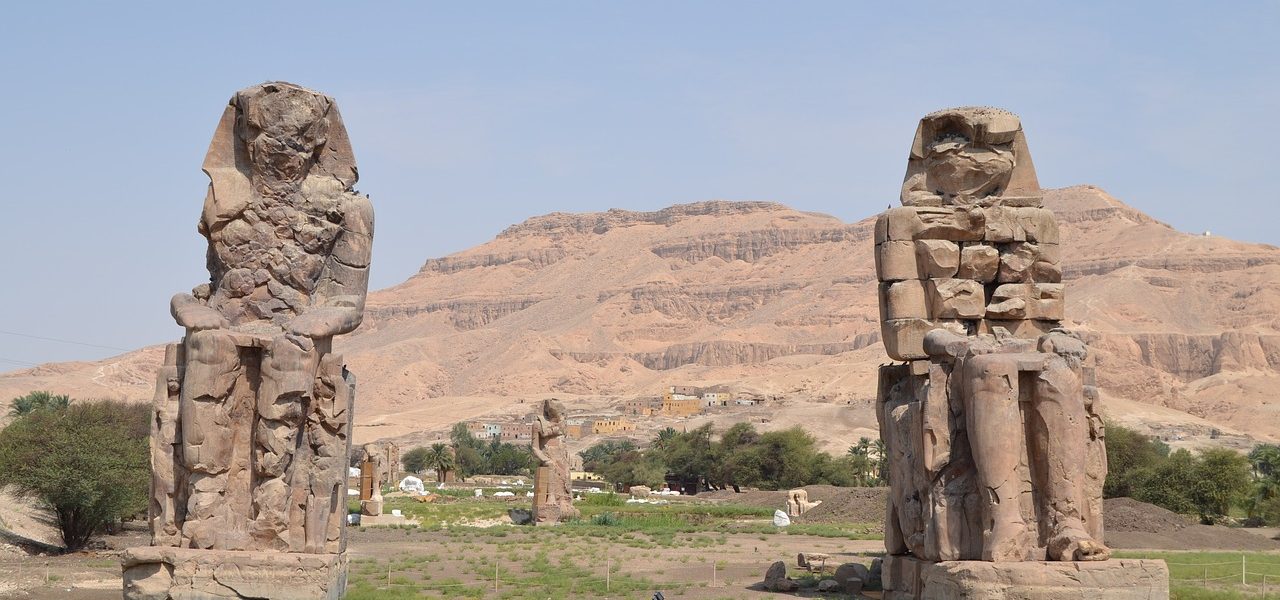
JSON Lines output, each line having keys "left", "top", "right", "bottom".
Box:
{"left": 764, "top": 561, "right": 798, "bottom": 592}
{"left": 835, "top": 562, "right": 871, "bottom": 593}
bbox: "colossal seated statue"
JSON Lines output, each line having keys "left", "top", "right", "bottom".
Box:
{"left": 876, "top": 107, "right": 1108, "bottom": 564}
{"left": 123, "top": 81, "right": 372, "bottom": 600}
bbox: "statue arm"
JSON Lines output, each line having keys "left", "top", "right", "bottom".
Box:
{"left": 287, "top": 194, "right": 374, "bottom": 338}
{"left": 170, "top": 293, "right": 228, "bottom": 331}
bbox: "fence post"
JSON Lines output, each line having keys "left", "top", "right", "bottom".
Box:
{"left": 494, "top": 555, "right": 499, "bottom": 594}
{"left": 1203, "top": 566, "right": 1207, "bottom": 588}
{"left": 1244, "top": 554, "right": 1247, "bottom": 586}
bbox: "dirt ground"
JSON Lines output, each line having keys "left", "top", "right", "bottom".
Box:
{"left": 1103, "top": 497, "right": 1280, "bottom": 551}
{"left": 0, "top": 525, "right": 884, "bottom": 599}
{"left": 3, "top": 493, "right": 1280, "bottom": 599}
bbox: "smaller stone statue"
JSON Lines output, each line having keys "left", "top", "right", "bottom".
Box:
{"left": 359, "top": 443, "right": 386, "bottom": 517}
{"left": 531, "top": 399, "right": 579, "bottom": 524}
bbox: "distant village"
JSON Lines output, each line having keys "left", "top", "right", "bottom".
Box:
{"left": 459, "top": 385, "right": 768, "bottom": 443}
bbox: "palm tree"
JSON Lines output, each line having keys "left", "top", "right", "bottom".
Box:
{"left": 8, "top": 391, "right": 70, "bottom": 417}
{"left": 428, "top": 443, "right": 455, "bottom": 483}
{"left": 1248, "top": 445, "right": 1280, "bottom": 479}
{"left": 654, "top": 427, "right": 678, "bottom": 449}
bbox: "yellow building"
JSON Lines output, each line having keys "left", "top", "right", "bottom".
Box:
{"left": 661, "top": 395, "right": 702, "bottom": 417}
{"left": 591, "top": 417, "right": 636, "bottom": 435}
{"left": 565, "top": 419, "right": 590, "bottom": 439}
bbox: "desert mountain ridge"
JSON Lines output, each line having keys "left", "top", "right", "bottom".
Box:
{"left": 3, "top": 186, "right": 1279, "bottom": 454}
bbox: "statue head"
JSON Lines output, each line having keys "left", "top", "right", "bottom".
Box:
{"left": 901, "top": 107, "right": 1040, "bottom": 207}
{"left": 542, "top": 399, "right": 565, "bottom": 422}
{"left": 235, "top": 82, "right": 331, "bottom": 195}
{"left": 201, "top": 82, "right": 360, "bottom": 221}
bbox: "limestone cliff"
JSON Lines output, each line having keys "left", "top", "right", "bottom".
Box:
{"left": 3, "top": 187, "right": 1277, "bottom": 448}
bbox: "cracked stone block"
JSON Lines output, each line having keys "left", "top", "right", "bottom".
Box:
{"left": 882, "top": 318, "right": 934, "bottom": 361}
{"left": 998, "top": 242, "right": 1044, "bottom": 283}
{"left": 876, "top": 206, "right": 986, "bottom": 243}
{"left": 928, "top": 279, "right": 985, "bottom": 319}
{"left": 880, "top": 281, "right": 930, "bottom": 320}
{"left": 877, "top": 241, "right": 919, "bottom": 281}
{"left": 915, "top": 240, "right": 959, "bottom": 278}
{"left": 957, "top": 244, "right": 999, "bottom": 282}
{"left": 987, "top": 283, "right": 1063, "bottom": 320}
{"left": 977, "top": 318, "right": 1058, "bottom": 339}
{"left": 982, "top": 207, "right": 1060, "bottom": 244}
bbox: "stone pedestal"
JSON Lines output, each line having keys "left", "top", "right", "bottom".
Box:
{"left": 881, "top": 555, "right": 1169, "bottom": 600}
{"left": 121, "top": 546, "right": 348, "bottom": 600}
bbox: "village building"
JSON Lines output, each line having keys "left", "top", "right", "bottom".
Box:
{"left": 591, "top": 417, "right": 635, "bottom": 435}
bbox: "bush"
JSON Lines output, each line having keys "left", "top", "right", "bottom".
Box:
{"left": 0, "top": 399, "right": 149, "bottom": 550}
{"left": 402, "top": 447, "right": 431, "bottom": 474}
{"left": 578, "top": 492, "right": 625, "bottom": 507}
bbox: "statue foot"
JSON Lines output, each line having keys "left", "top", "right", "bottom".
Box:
{"left": 1048, "top": 528, "right": 1111, "bottom": 561}
{"left": 983, "top": 521, "right": 1031, "bottom": 562}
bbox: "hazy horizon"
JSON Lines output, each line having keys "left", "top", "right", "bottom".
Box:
{"left": 2, "top": 1, "right": 1277, "bottom": 368}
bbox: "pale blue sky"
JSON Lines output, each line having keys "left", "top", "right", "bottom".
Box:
{"left": 2, "top": 1, "right": 1277, "bottom": 367}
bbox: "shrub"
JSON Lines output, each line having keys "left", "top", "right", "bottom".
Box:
{"left": 0, "top": 399, "right": 149, "bottom": 550}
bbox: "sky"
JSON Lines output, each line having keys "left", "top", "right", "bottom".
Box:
{"left": 1, "top": 1, "right": 1277, "bottom": 368}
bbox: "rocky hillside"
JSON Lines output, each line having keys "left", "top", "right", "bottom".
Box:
{"left": 2, "top": 187, "right": 1277, "bottom": 451}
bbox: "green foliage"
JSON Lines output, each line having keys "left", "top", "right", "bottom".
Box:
{"left": 1189, "top": 448, "right": 1252, "bottom": 522}
{"left": 428, "top": 443, "right": 455, "bottom": 482}
{"left": 0, "top": 399, "right": 149, "bottom": 550}
{"left": 846, "top": 436, "right": 888, "bottom": 486}
{"left": 1103, "top": 421, "right": 1170, "bottom": 498}
{"left": 1246, "top": 443, "right": 1280, "bottom": 524}
{"left": 578, "top": 439, "right": 636, "bottom": 471}
{"left": 577, "top": 492, "right": 625, "bottom": 507}
{"left": 401, "top": 446, "right": 431, "bottom": 474}
{"left": 445, "top": 424, "right": 533, "bottom": 479}
{"left": 585, "top": 421, "right": 887, "bottom": 491}
{"left": 1105, "top": 422, "right": 1255, "bottom": 524}
{"left": 8, "top": 390, "right": 71, "bottom": 417}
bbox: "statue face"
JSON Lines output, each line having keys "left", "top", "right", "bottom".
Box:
{"left": 543, "top": 399, "right": 565, "bottom": 421}
{"left": 237, "top": 84, "right": 329, "bottom": 194}
{"left": 922, "top": 130, "right": 1015, "bottom": 204}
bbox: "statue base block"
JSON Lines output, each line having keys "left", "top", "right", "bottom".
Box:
{"left": 881, "top": 555, "right": 1169, "bottom": 599}
{"left": 121, "top": 547, "right": 347, "bottom": 600}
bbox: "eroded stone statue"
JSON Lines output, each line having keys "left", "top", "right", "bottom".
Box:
{"left": 874, "top": 108, "right": 1167, "bottom": 599}
{"left": 123, "top": 81, "right": 373, "bottom": 600}
{"left": 359, "top": 443, "right": 386, "bottom": 517}
{"left": 531, "top": 399, "right": 579, "bottom": 524}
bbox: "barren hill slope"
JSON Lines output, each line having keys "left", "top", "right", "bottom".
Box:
{"left": 3, "top": 187, "right": 1277, "bottom": 451}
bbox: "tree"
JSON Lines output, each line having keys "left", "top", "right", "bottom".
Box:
{"left": 402, "top": 447, "right": 432, "bottom": 474}
{"left": 488, "top": 442, "right": 534, "bottom": 476}
{"left": 428, "top": 443, "right": 455, "bottom": 482}
{"left": 580, "top": 440, "right": 637, "bottom": 472}
{"left": 1103, "top": 422, "right": 1169, "bottom": 499}
{"left": 1248, "top": 444, "right": 1280, "bottom": 479}
{"left": 655, "top": 424, "right": 717, "bottom": 490}
{"left": 1190, "top": 448, "right": 1252, "bottom": 523}
{"left": 0, "top": 400, "right": 148, "bottom": 551}
{"left": 8, "top": 390, "right": 71, "bottom": 417}
{"left": 1130, "top": 448, "right": 1198, "bottom": 516}
{"left": 752, "top": 427, "right": 823, "bottom": 490}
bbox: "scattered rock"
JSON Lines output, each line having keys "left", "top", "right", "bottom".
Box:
{"left": 869, "top": 557, "right": 883, "bottom": 588}
{"left": 507, "top": 509, "right": 533, "bottom": 525}
{"left": 816, "top": 578, "right": 840, "bottom": 592}
{"left": 834, "top": 561, "right": 870, "bottom": 593}
{"left": 763, "top": 560, "right": 797, "bottom": 592}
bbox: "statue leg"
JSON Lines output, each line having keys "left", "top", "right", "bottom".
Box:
{"left": 178, "top": 330, "right": 241, "bottom": 549}
{"left": 963, "top": 354, "right": 1028, "bottom": 562}
{"left": 150, "top": 343, "right": 185, "bottom": 546}
{"left": 1032, "top": 357, "right": 1111, "bottom": 561}
{"left": 252, "top": 335, "right": 319, "bottom": 551}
